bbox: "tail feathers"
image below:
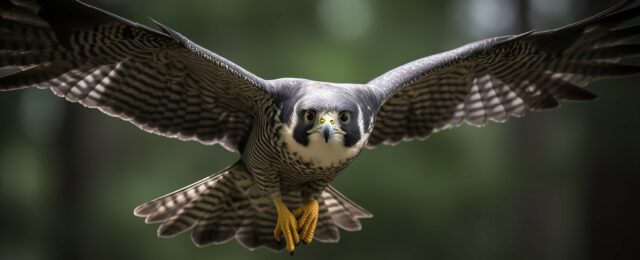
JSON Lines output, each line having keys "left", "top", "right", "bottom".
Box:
{"left": 316, "top": 186, "right": 372, "bottom": 241}
{"left": 324, "top": 186, "right": 373, "bottom": 219}
{"left": 133, "top": 162, "right": 372, "bottom": 252}
{"left": 235, "top": 208, "right": 281, "bottom": 250}
{"left": 189, "top": 199, "right": 240, "bottom": 246}
{"left": 133, "top": 173, "right": 223, "bottom": 224}
{"left": 315, "top": 203, "right": 340, "bottom": 243}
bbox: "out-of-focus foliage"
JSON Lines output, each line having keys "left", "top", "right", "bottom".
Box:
{"left": 0, "top": 0, "right": 638, "bottom": 259}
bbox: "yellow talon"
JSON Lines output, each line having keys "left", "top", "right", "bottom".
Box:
{"left": 293, "top": 197, "right": 319, "bottom": 244}
{"left": 273, "top": 195, "right": 300, "bottom": 253}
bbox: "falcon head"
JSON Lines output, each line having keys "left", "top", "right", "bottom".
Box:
{"left": 296, "top": 108, "right": 358, "bottom": 147}
{"left": 277, "top": 80, "right": 378, "bottom": 166}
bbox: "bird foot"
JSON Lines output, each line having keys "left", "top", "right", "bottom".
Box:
{"left": 273, "top": 196, "right": 300, "bottom": 254}
{"left": 293, "top": 197, "right": 319, "bottom": 244}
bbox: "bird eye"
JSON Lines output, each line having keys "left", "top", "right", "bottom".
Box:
{"left": 304, "top": 110, "right": 316, "bottom": 123}
{"left": 339, "top": 111, "right": 351, "bottom": 123}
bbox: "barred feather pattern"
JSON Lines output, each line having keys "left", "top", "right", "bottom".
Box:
{"left": 366, "top": 0, "right": 640, "bottom": 147}
{"left": 242, "top": 101, "right": 355, "bottom": 194}
{"left": 0, "top": 1, "right": 371, "bottom": 250}
{"left": 0, "top": 0, "right": 274, "bottom": 152}
{"left": 133, "top": 162, "right": 371, "bottom": 251}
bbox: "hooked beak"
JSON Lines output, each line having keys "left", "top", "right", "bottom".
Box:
{"left": 307, "top": 114, "right": 346, "bottom": 143}
{"left": 321, "top": 124, "right": 334, "bottom": 143}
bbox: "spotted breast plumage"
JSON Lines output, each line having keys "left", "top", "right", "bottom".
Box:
{"left": 1, "top": 0, "right": 639, "bottom": 254}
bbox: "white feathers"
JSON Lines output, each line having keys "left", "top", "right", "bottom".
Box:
{"left": 280, "top": 124, "right": 366, "bottom": 168}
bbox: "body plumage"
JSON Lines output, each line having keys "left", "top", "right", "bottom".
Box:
{"left": 1, "top": 0, "right": 639, "bottom": 254}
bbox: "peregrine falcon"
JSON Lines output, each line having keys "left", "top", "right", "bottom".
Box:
{"left": 1, "top": 0, "right": 639, "bottom": 254}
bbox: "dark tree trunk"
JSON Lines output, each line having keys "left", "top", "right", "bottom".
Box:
{"left": 51, "top": 103, "right": 93, "bottom": 260}
{"left": 509, "top": 1, "right": 553, "bottom": 259}
{"left": 583, "top": 1, "right": 640, "bottom": 259}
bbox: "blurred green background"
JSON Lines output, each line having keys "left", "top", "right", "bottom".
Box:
{"left": 0, "top": 0, "right": 639, "bottom": 259}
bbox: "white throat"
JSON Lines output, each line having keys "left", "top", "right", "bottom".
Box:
{"left": 281, "top": 126, "right": 367, "bottom": 168}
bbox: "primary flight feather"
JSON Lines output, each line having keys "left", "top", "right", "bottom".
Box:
{"left": 1, "top": 0, "right": 638, "bottom": 254}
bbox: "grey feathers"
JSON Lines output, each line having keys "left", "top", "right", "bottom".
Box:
{"left": 3, "top": 0, "right": 634, "bottom": 151}
{"left": 2, "top": 0, "right": 639, "bottom": 253}
{"left": 133, "top": 162, "right": 371, "bottom": 251}
{"left": 0, "top": 0, "right": 274, "bottom": 152}
{"left": 365, "top": 0, "right": 640, "bottom": 147}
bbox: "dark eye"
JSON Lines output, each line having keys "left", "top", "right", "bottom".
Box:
{"left": 303, "top": 110, "right": 316, "bottom": 123}
{"left": 339, "top": 111, "right": 351, "bottom": 123}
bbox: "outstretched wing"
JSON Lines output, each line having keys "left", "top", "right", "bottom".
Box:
{"left": 365, "top": 1, "right": 640, "bottom": 148}
{"left": 0, "top": 0, "right": 274, "bottom": 152}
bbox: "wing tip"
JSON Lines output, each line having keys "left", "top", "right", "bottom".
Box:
{"left": 132, "top": 203, "right": 151, "bottom": 217}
